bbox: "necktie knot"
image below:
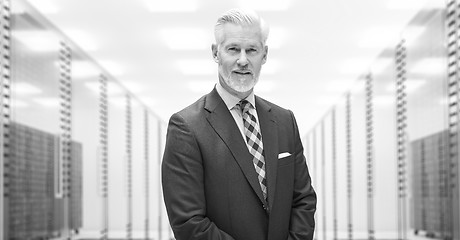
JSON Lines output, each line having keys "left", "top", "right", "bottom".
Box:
{"left": 238, "top": 99, "right": 251, "bottom": 114}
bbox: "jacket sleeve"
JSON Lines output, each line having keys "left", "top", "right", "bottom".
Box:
{"left": 287, "top": 110, "right": 317, "bottom": 240}
{"left": 161, "top": 113, "right": 235, "bottom": 240}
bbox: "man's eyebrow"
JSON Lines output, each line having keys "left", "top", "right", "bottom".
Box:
{"left": 226, "top": 43, "right": 239, "bottom": 47}
{"left": 224, "top": 42, "right": 261, "bottom": 49}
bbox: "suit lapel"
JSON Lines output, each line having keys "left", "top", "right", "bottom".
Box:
{"left": 205, "top": 88, "right": 266, "bottom": 204}
{"left": 255, "top": 96, "right": 279, "bottom": 211}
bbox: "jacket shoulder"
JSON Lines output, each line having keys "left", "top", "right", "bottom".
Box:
{"left": 172, "top": 95, "right": 207, "bottom": 122}
{"left": 256, "top": 96, "right": 292, "bottom": 117}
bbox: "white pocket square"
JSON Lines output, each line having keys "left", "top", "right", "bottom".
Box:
{"left": 278, "top": 152, "right": 291, "bottom": 159}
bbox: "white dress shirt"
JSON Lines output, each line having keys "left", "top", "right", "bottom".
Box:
{"left": 215, "top": 81, "right": 261, "bottom": 142}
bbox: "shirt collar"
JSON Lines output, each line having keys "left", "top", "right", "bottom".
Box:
{"left": 216, "top": 80, "right": 256, "bottom": 110}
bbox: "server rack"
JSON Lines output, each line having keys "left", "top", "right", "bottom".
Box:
{"left": 411, "top": 130, "right": 451, "bottom": 238}
{"left": 8, "top": 122, "right": 55, "bottom": 239}
{"left": 70, "top": 141, "right": 83, "bottom": 232}
{"left": 7, "top": 122, "right": 82, "bottom": 239}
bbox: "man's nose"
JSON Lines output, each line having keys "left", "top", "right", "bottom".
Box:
{"left": 237, "top": 52, "right": 249, "bottom": 67}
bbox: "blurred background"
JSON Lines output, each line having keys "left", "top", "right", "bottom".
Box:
{"left": 0, "top": 0, "right": 457, "bottom": 239}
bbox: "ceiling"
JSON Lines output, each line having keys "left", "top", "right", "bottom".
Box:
{"left": 23, "top": 0, "right": 438, "bottom": 134}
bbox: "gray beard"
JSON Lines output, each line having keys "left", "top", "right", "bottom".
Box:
{"left": 224, "top": 73, "right": 258, "bottom": 93}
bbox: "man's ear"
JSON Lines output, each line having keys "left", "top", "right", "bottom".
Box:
{"left": 262, "top": 45, "right": 268, "bottom": 64}
{"left": 211, "top": 44, "right": 219, "bottom": 63}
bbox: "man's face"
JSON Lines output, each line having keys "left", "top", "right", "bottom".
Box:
{"left": 212, "top": 23, "right": 268, "bottom": 97}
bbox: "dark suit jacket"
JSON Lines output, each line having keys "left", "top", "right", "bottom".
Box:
{"left": 162, "top": 88, "right": 317, "bottom": 240}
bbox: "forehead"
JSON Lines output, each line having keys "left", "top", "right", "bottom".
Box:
{"left": 220, "top": 23, "right": 263, "bottom": 47}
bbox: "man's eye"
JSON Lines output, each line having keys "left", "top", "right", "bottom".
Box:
{"left": 228, "top": 47, "right": 238, "bottom": 52}
{"left": 247, "top": 49, "right": 257, "bottom": 53}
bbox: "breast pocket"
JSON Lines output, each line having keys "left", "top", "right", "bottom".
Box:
{"left": 278, "top": 155, "right": 294, "bottom": 167}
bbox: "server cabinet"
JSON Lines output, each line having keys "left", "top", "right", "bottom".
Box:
{"left": 7, "top": 122, "right": 82, "bottom": 239}
{"left": 411, "top": 130, "right": 451, "bottom": 238}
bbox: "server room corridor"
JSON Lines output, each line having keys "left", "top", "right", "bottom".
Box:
{"left": 0, "top": 0, "right": 458, "bottom": 239}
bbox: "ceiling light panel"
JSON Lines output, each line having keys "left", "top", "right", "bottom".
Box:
{"left": 99, "top": 60, "right": 125, "bottom": 76}
{"left": 12, "top": 30, "right": 60, "bottom": 52}
{"left": 66, "top": 30, "right": 98, "bottom": 51}
{"left": 73, "top": 61, "right": 100, "bottom": 78}
{"left": 27, "top": 0, "right": 59, "bottom": 14}
{"left": 385, "top": 79, "right": 426, "bottom": 93}
{"left": 370, "top": 58, "right": 393, "bottom": 74}
{"left": 85, "top": 82, "right": 124, "bottom": 96}
{"left": 402, "top": 26, "right": 426, "bottom": 46}
{"left": 238, "top": 0, "right": 291, "bottom": 11}
{"left": 339, "top": 58, "right": 372, "bottom": 75}
{"left": 406, "top": 80, "right": 426, "bottom": 93}
{"left": 12, "top": 82, "right": 42, "bottom": 96}
{"left": 120, "top": 81, "right": 143, "bottom": 94}
{"left": 12, "top": 99, "right": 29, "bottom": 108}
{"left": 411, "top": 58, "right": 445, "bottom": 75}
{"left": 177, "top": 59, "right": 216, "bottom": 75}
{"left": 358, "top": 26, "right": 401, "bottom": 49}
{"left": 109, "top": 96, "right": 129, "bottom": 108}
{"left": 138, "top": 96, "right": 157, "bottom": 107}
{"left": 160, "top": 28, "right": 210, "bottom": 50}
{"left": 33, "top": 97, "right": 60, "bottom": 108}
{"left": 11, "top": 2, "right": 26, "bottom": 14}
{"left": 386, "top": 0, "right": 428, "bottom": 10}
{"left": 107, "top": 82, "right": 125, "bottom": 96}
{"left": 374, "top": 95, "right": 395, "bottom": 106}
{"left": 144, "top": 0, "right": 198, "bottom": 12}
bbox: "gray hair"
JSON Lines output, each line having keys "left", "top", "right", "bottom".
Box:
{"left": 214, "top": 8, "right": 269, "bottom": 46}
